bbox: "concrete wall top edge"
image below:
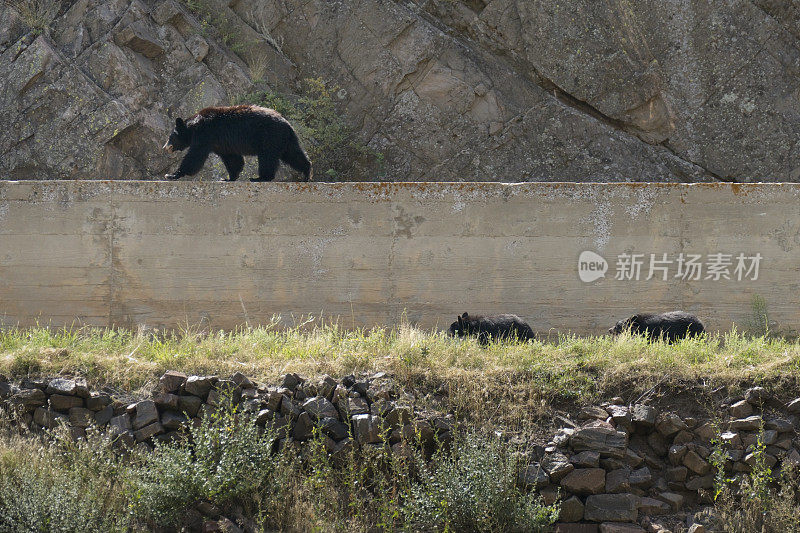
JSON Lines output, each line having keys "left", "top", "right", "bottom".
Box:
{"left": 1, "top": 180, "right": 797, "bottom": 208}
{"left": 1, "top": 180, "right": 798, "bottom": 186}
{"left": 1, "top": 180, "right": 798, "bottom": 194}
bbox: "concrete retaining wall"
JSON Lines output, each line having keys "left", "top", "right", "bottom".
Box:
{"left": 1, "top": 181, "right": 798, "bottom": 335}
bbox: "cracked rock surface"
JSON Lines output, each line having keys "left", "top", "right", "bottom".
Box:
{"left": 1, "top": 0, "right": 798, "bottom": 182}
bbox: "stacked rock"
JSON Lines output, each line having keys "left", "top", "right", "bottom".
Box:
{"left": 0, "top": 371, "right": 452, "bottom": 457}
{"left": 1, "top": 376, "right": 114, "bottom": 441}
{"left": 522, "top": 389, "right": 800, "bottom": 533}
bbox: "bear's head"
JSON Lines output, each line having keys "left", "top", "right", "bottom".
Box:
{"left": 448, "top": 312, "right": 471, "bottom": 337}
{"left": 163, "top": 118, "right": 190, "bottom": 153}
{"left": 608, "top": 315, "right": 642, "bottom": 335}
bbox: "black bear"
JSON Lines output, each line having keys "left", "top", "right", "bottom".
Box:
{"left": 448, "top": 312, "right": 536, "bottom": 345}
{"left": 162, "top": 105, "right": 312, "bottom": 182}
{"left": 608, "top": 311, "right": 704, "bottom": 343}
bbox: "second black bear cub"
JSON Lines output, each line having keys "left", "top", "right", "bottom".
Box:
{"left": 163, "top": 105, "right": 312, "bottom": 182}
{"left": 448, "top": 312, "right": 536, "bottom": 345}
{"left": 608, "top": 311, "right": 704, "bottom": 343}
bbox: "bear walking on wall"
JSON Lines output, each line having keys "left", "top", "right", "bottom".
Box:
{"left": 162, "top": 105, "right": 312, "bottom": 182}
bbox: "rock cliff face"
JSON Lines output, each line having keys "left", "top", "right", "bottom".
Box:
{"left": 1, "top": 0, "right": 798, "bottom": 182}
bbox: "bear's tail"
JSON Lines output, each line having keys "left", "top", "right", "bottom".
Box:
{"left": 281, "top": 136, "right": 312, "bottom": 181}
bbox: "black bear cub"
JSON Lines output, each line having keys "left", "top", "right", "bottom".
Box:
{"left": 608, "top": 311, "right": 704, "bottom": 343}
{"left": 163, "top": 105, "right": 311, "bottom": 182}
{"left": 448, "top": 312, "right": 536, "bottom": 345}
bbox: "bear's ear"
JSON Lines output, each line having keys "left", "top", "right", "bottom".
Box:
{"left": 457, "top": 315, "right": 463, "bottom": 327}
{"left": 461, "top": 312, "right": 469, "bottom": 319}
{"left": 175, "top": 117, "right": 186, "bottom": 130}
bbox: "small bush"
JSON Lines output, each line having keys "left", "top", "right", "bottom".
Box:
{"left": 181, "top": 0, "right": 249, "bottom": 54}
{"left": 0, "top": 428, "right": 129, "bottom": 532}
{"left": 712, "top": 429, "right": 800, "bottom": 532}
{"left": 129, "top": 399, "right": 277, "bottom": 526}
{"left": 402, "top": 431, "right": 559, "bottom": 532}
{"left": 237, "top": 78, "right": 383, "bottom": 180}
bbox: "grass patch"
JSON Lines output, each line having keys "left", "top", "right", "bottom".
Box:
{"left": 1, "top": 324, "right": 800, "bottom": 429}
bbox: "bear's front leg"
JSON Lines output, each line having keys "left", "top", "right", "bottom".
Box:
{"left": 166, "top": 144, "right": 210, "bottom": 180}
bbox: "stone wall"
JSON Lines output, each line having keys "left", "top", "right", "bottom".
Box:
{"left": 1, "top": 181, "right": 800, "bottom": 335}
{"left": 532, "top": 387, "right": 800, "bottom": 532}
{"left": 1, "top": 368, "right": 448, "bottom": 531}
{"left": 4, "top": 368, "right": 800, "bottom": 532}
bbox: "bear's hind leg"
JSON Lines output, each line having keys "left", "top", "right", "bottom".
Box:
{"left": 252, "top": 153, "right": 280, "bottom": 182}
{"left": 219, "top": 154, "right": 245, "bottom": 181}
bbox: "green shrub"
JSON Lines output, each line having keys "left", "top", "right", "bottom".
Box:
{"left": 129, "top": 399, "right": 277, "bottom": 527}
{"left": 237, "top": 78, "right": 383, "bottom": 180}
{"left": 712, "top": 428, "right": 800, "bottom": 532}
{"left": 402, "top": 431, "right": 559, "bottom": 532}
{"left": 0, "top": 429, "right": 129, "bottom": 532}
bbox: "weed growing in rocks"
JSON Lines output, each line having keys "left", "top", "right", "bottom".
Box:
{"left": 181, "top": 0, "right": 249, "bottom": 55}
{"left": 402, "top": 431, "right": 559, "bottom": 532}
{"left": 712, "top": 427, "right": 800, "bottom": 532}
{"left": 2, "top": 0, "right": 61, "bottom": 36}
{"left": 280, "top": 431, "right": 414, "bottom": 530}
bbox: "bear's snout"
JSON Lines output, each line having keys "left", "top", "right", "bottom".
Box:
{"left": 163, "top": 142, "right": 174, "bottom": 153}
